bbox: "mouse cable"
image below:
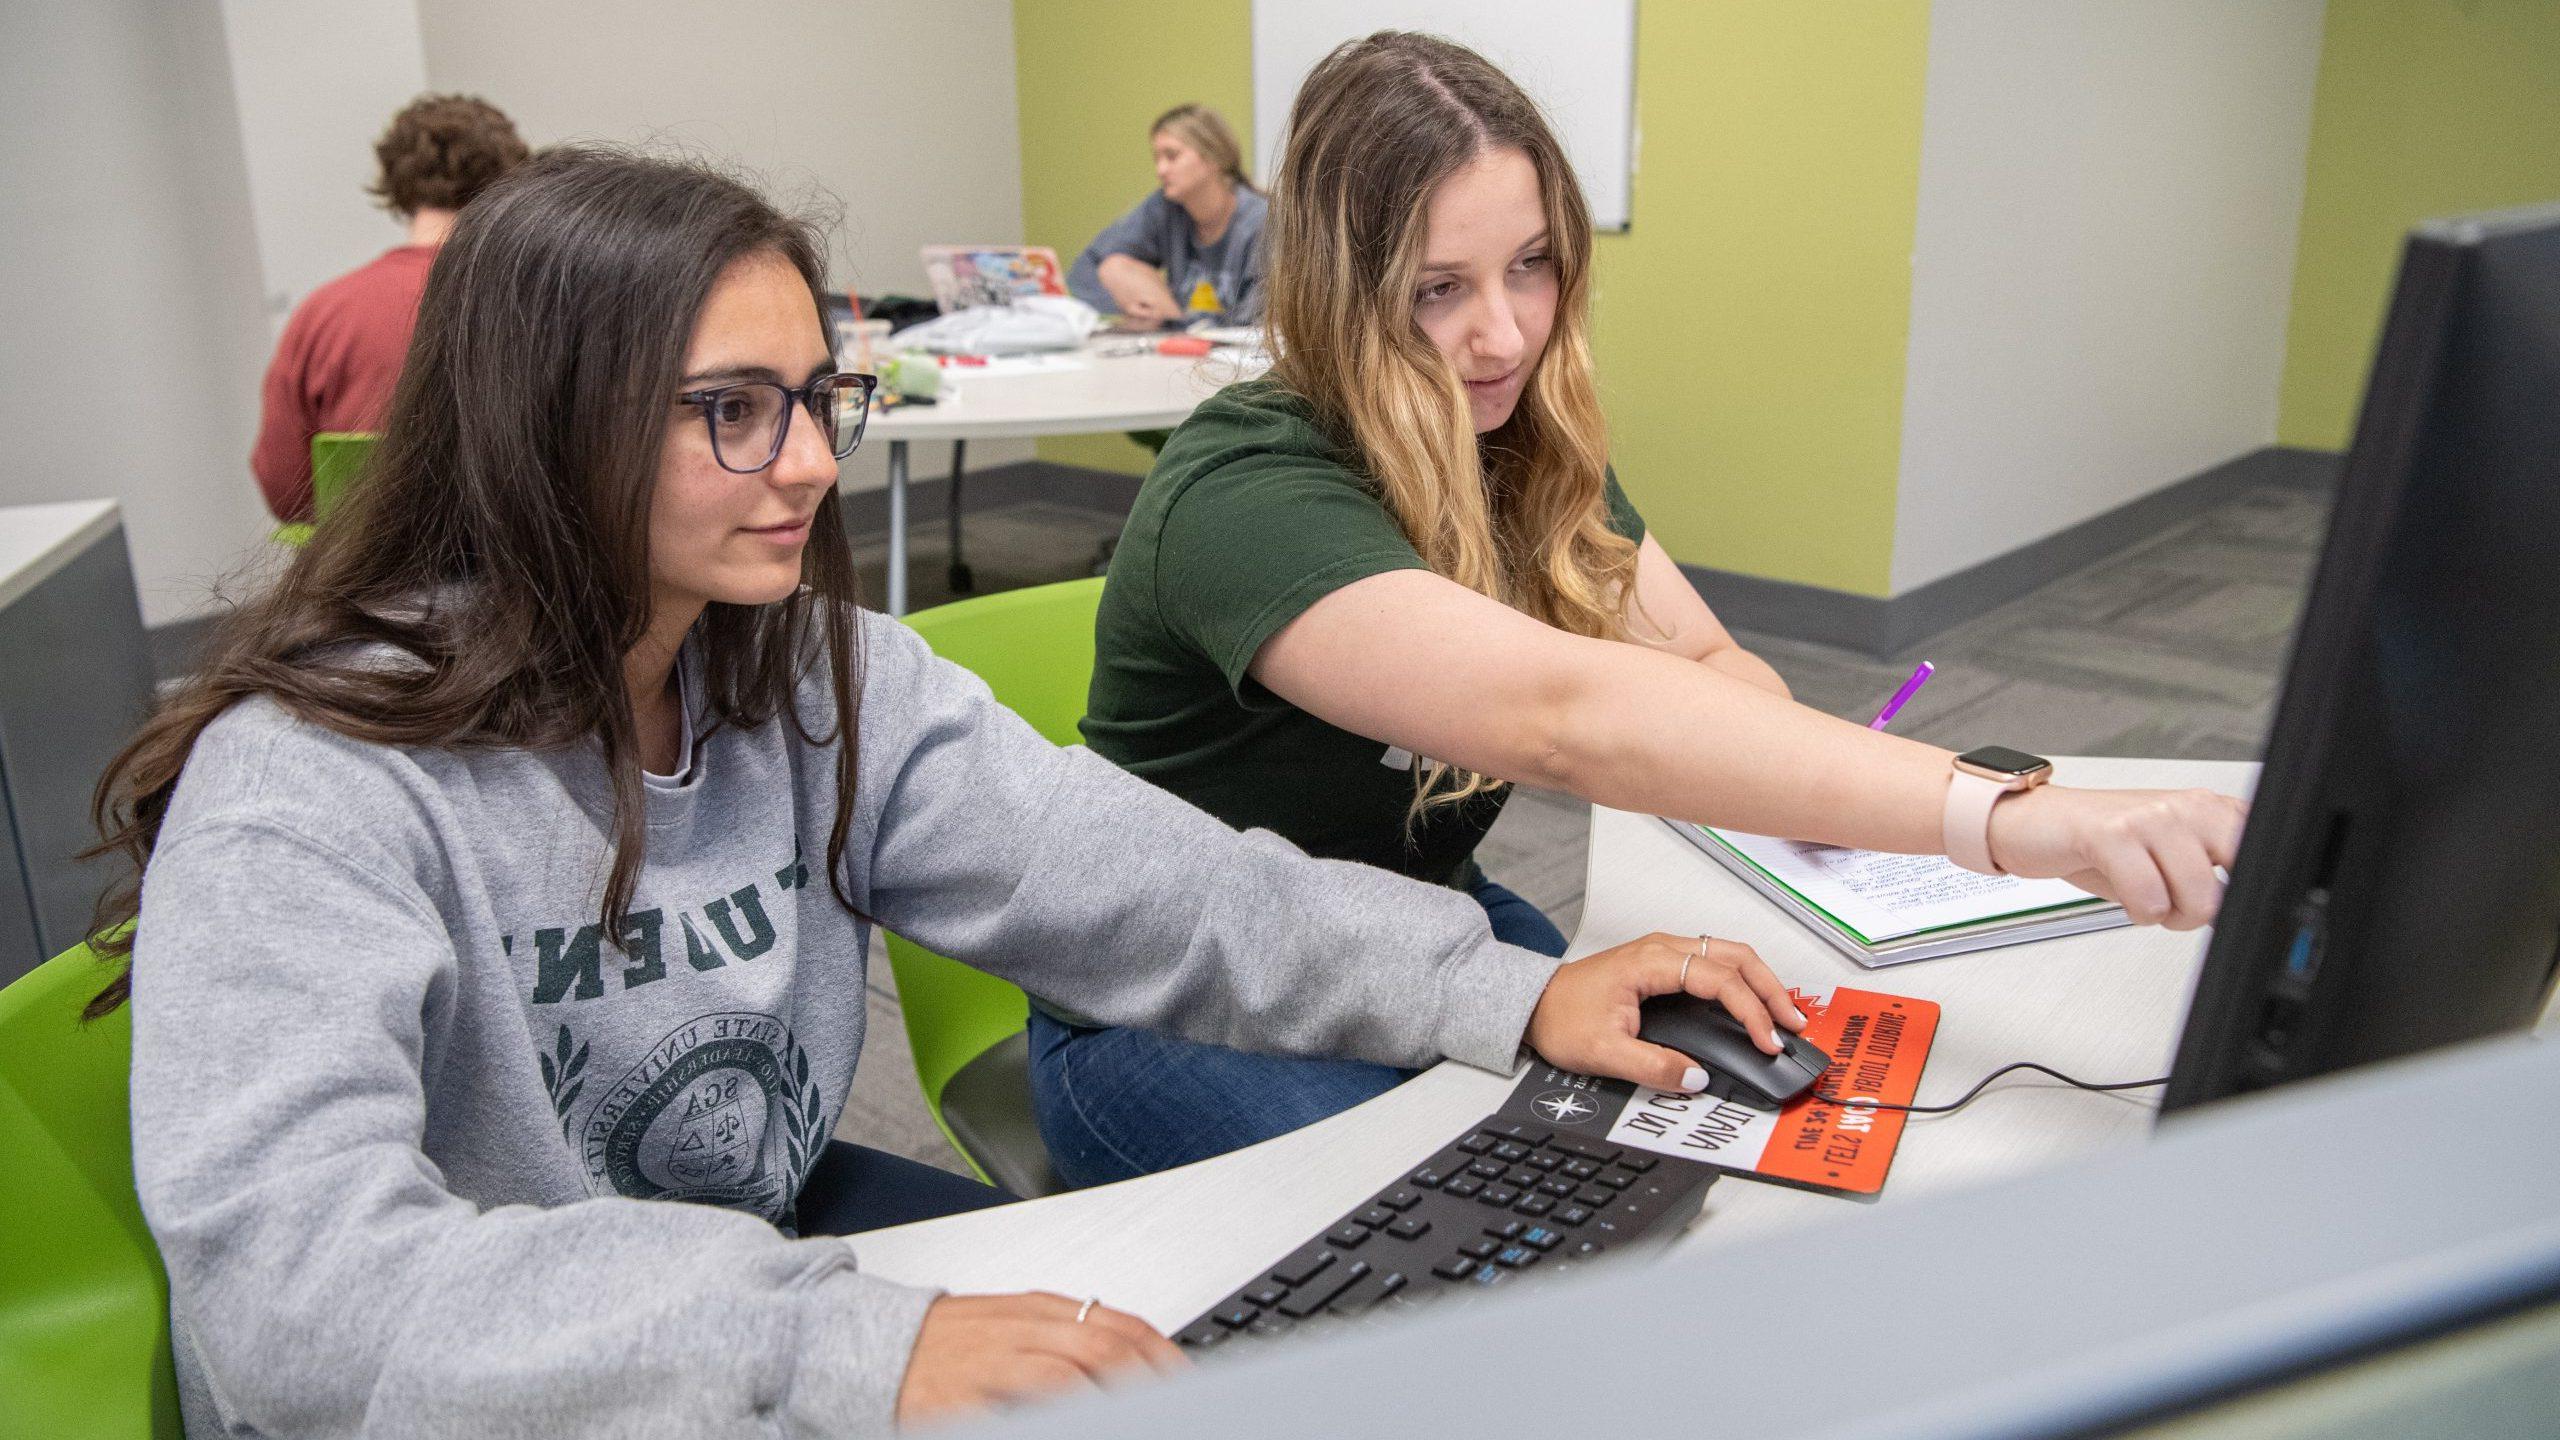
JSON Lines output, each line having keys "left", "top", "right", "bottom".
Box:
{"left": 1810, "top": 1061, "right": 2166, "bottom": 1115}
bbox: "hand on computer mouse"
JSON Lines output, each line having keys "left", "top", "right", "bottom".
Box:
{"left": 1985, "top": 785, "right": 2248, "bottom": 930}
{"left": 1523, "top": 931, "right": 1808, "bottom": 1095}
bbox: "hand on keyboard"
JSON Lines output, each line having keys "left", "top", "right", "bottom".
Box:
{"left": 897, "top": 1292, "right": 1186, "bottom": 1424}
{"left": 1524, "top": 932, "right": 1808, "bottom": 1089}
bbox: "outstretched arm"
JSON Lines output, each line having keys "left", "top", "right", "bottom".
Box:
{"left": 1250, "top": 567, "right": 2245, "bottom": 929}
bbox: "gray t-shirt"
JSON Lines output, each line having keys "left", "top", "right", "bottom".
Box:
{"left": 1069, "top": 186, "right": 1270, "bottom": 324}
{"left": 129, "top": 609, "right": 1558, "bottom": 1438}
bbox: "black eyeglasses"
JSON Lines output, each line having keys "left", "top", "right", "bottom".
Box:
{"left": 677, "top": 372, "right": 878, "bottom": 474}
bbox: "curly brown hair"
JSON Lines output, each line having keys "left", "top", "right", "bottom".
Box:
{"left": 369, "top": 93, "right": 529, "bottom": 215}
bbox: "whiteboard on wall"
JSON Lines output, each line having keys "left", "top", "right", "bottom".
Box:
{"left": 1250, "top": 0, "right": 1638, "bottom": 231}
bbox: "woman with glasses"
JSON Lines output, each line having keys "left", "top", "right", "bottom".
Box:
{"left": 1067, "top": 103, "right": 1267, "bottom": 328}
{"left": 1039, "top": 32, "right": 2252, "bottom": 1186}
{"left": 92, "top": 147, "right": 1786, "bottom": 1434}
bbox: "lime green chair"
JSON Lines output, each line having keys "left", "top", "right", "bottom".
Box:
{"left": 887, "top": 577, "right": 1106, "bottom": 1198}
{"left": 0, "top": 942, "right": 182, "bottom": 1439}
{"left": 271, "top": 431, "right": 376, "bottom": 548}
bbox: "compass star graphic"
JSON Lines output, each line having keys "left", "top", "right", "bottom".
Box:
{"left": 1534, "top": 1090, "right": 1598, "bottom": 1124}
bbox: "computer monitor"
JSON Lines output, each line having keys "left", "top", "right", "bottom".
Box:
{"left": 2162, "top": 201, "right": 2560, "bottom": 1112}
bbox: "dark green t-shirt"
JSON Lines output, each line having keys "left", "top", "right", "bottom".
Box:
{"left": 1082, "top": 378, "right": 1646, "bottom": 888}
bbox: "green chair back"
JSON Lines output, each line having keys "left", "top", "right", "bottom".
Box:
{"left": 0, "top": 942, "right": 181, "bottom": 1439}
{"left": 886, "top": 577, "right": 1103, "bottom": 1180}
{"left": 308, "top": 431, "right": 375, "bottom": 524}
{"left": 271, "top": 431, "right": 376, "bottom": 548}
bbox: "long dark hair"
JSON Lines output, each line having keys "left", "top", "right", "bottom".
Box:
{"left": 84, "top": 147, "right": 867, "bottom": 1016}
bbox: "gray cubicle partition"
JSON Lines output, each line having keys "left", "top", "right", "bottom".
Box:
{"left": 968, "top": 1033, "right": 2560, "bottom": 1440}
{"left": 0, "top": 509, "right": 155, "bottom": 983}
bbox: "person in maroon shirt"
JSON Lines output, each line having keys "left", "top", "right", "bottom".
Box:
{"left": 250, "top": 94, "right": 528, "bottom": 522}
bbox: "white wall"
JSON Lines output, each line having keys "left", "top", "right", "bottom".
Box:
{"left": 1889, "top": 0, "right": 2328, "bottom": 594}
{"left": 218, "top": 0, "right": 429, "bottom": 334}
{"left": 0, "top": 0, "right": 277, "bottom": 628}
{"left": 417, "top": 0, "right": 1035, "bottom": 491}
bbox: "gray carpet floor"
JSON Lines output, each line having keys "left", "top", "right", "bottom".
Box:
{"left": 837, "top": 475, "right": 2336, "bottom": 1175}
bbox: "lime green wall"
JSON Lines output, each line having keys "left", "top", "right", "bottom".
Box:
{"left": 1011, "top": 0, "right": 1929, "bottom": 596}
{"left": 1592, "top": 4, "right": 1926, "bottom": 596}
{"left": 2279, "top": 0, "right": 2560, "bottom": 451}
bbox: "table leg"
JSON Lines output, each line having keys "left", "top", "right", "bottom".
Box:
{"left": 947, "top": 439, "right": 973, "bottom": 594}
{"left": 886, "top": 439, "right": 909, "bottom": 617}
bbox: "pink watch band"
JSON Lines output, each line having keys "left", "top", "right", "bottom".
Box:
{"left": 1943, "top": 770, "right": 2009, "bottom": 874}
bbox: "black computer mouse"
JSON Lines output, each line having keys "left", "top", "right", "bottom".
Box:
{"left": 1635, "top": 992, "right": 1834, "bottom": 1110}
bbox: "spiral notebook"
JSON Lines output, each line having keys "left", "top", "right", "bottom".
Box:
{"left": 1667, "top": 820, "right": 2127, "bottom": 967}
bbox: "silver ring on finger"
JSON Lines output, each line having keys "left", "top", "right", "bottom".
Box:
{"left": 1075, "top": 1297, "right": 1097, "bottom": 1324}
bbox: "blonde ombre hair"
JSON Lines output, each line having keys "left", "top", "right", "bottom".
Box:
{"left": 1152, "top": 103, "right": 1256, "bottom": 194}
{"left": 1266, "top": 32, "right": 1642, "bottom": 810}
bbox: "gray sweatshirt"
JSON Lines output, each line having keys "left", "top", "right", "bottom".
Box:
{"left": 1068, "top": 187, "right": 1269, "bottom": 325}
{"left": 128, "top": 610, "right": 1560, "bottom": 1438}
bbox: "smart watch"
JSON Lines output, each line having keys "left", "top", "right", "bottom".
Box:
{"left": 1943, "top": 745, "right": 2054, "bottom": 875}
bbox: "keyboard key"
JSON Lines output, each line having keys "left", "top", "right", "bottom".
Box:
{"left": 1180, "top": 1323, "right": 1230, "bottom": 1349}
{"left": 1270, "top": 1244, "right": 1337, "bottom": 1287}
{"left": 1388, "top": 1216, "right": 1431, "bottom": 1241}
{"left": 1539, "top": 1177, "right": 1577, "bottom": 1197}
{"left": 1505, "top": 1167, "right": 1543, "bottom": 1188}
{"left": 1470, "top": 1266, "right": 1513, "bottom": 1290}
{"left": 1520, "top": 1226, "right": 1561, "bottom": 1250}
{"left": 1478, "top": 1185, "right": 1519, "bottom": 1207}
{"left": 1456, "top": 1133, "right": 1497, "bottom": 1155}
{"left": 1617, "top": 1153, "right": 1657, "bottom": 1173}
{"left": 1576, "top": 1186, "right": 1616, "bottom": 1208}
{"left": 1549, "top": 1136, "right": 1623, "bottom": 1164}
{"left": 1356, "top": 1207, "right": 1395, "bottom": 1229}
{"left": 1513, "top": 1194, "right": 1556, "bottom": 1217}
{"left": 1277, "top": 1260, "right": 1372, "bottom": 1318}
{"left": 1597, "top": 1168, "right": 1638, "bottom": 1190}
{"left": 1381, "top": 1188, "right": 1423, "bottom": 1211}
{"left": 1562, "top": 1159, "right": 1601, "bottom": 1181}
{"left": 1466, "top": 1158, "right": 1506, "bottom": 1179}
{"left": 1410, "top": 1166, "right": 1450, "bottom": 1189}
{"left": 1486, "top": 1219, "right": 1526, "bottom": 1240}
{"left": 1214, "top": 1302, "right": 1259, "bottom": 1329}
{"left": 1460, "top": 1237, "right": 1499, "bottom": 1259}
{"left": 1443, "top": 1177, "right": 1483, "bottom": 1199}
{"left": 1491, "top": 1141, "right": 1532, "bottom": 1162}
{"left": 1556, "top": 1205, "right": 1595, "bottom": 1227}
{"left": 1433, "top": 1255, "right": 1482, "bottom": 1282}
{"left": 1328, "top": 1268, "right": 1408, "bottom": 1316}
{"left": 1328, "top": 1224, "right": 1371, "bottom": 1250}
{"left": 1495, "top": 1245, "right": 1541, "bottom": 1269}
{"left": 1244, "top": 1283, "right": 1287, "bottom": 1308}
{"left": 1526, "top": 1151, "right": 1564, "bottom": 1171}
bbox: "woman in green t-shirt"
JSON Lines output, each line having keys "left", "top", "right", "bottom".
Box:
{"left": 1034, "top": 33, "right": 2248, "bottom": 1187}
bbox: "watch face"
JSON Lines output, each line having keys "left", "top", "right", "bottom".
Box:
{"left": 1958, "top": 745, "right": 2049, "bottom": 776}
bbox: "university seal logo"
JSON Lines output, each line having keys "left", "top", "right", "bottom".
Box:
{"left": 567, "top": 1012, "right": 829, "bottom": 1219}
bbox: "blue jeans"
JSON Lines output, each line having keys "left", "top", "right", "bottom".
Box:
{"left": 1027, "top": 876, "right": 1568, "bottom": 1188}
{"left": 792, "top": 1139, "right": 1016, "bottom": 1235}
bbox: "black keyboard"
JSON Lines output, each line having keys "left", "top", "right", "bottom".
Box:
{"left": 1174, "top": 1108, "right": 1716, "bottom": 1352}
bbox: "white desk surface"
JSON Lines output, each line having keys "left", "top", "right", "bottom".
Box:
{"left": 864, "top": 346, "right": 1266, "bottom": 443}
{"left": 849, "top": 755, "right": 2257, "bottom": 1334}
{"left": 0, "top": 500, "right": 120, "bottom": 614}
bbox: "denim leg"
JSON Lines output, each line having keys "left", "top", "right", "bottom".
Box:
{"left": 1468, "top": 876, "right": 1570, "bottom": 957}
{"left": 1026, "top": 1007, "right": 1413, "bottom": 1188}
{"left": 792, "top": 1138, "right": 1016, "bottom": 1236}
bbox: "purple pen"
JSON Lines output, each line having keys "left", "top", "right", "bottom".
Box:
{"left": 1868, "top": 661, "right": 1936, "bottom": 730}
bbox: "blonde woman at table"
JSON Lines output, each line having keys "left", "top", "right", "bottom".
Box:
{"left": 1036, "top": 32, "right": 2249, "bottom": 1187}
{"left": 84, "top": 146, "right": 1796, "bottom": 1435}
{"left": 1067, "top": 103, "right": 1269, "bottom": 329}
